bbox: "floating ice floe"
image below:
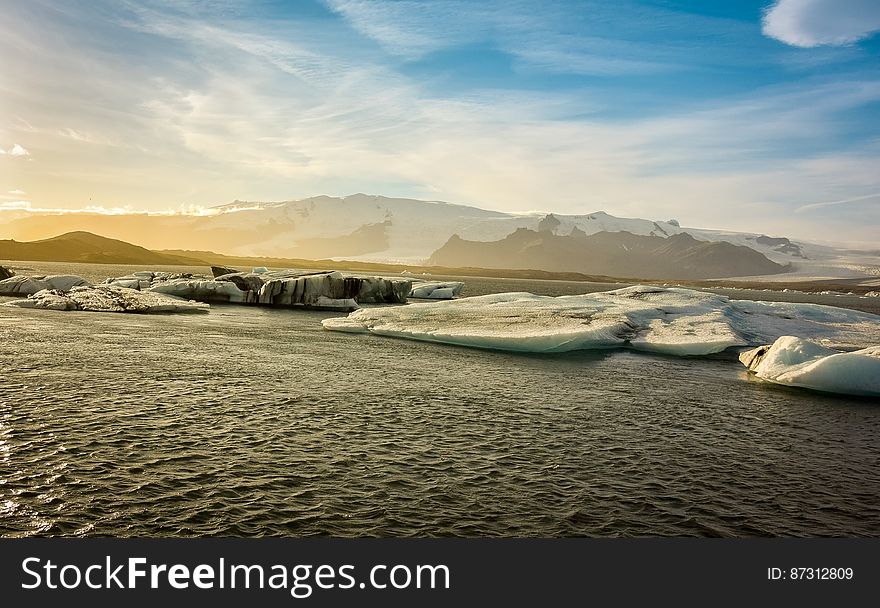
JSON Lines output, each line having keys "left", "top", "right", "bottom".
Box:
{"left": 3, "top": 285, "right": 209, "bottom": 314}
{"left": 0, "top": 274, "right": 90, "bottom": 296}
{"left": 322, "top": 286, "right": 880, "bottom": 357}
{"left": 409, "top": 281, "right": 465, "bottom": 299}
{"left": 740, "top": 337, "right": 880, "bottom": 397}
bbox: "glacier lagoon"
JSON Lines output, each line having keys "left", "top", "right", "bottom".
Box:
{"left": 1, "top": 261, "right": 879, "bottom": 537}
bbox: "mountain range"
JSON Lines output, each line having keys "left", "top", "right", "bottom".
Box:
{"left": 1, "top": 194, "right": 877, "bottom": 281}
{"left": 0, "top": 232, "right": 203, "bottom": 266}
{"left": 429, "top": 228, "right": 787, "bottom": 279}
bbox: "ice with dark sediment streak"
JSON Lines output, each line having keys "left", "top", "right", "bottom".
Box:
{"left": 3, "top": 285, "right": 210, "bottom": 313}
{"left": 322, "top": 285, "right": 880, "bottom": 356}
{"left": 101, "top": 269, "right": 412, "bottom": 310}
{"left": 740, "top": 336, "right": 880, "bottom": 397}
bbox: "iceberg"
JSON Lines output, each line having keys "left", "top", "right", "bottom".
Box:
{"left": 3, "top": 285, "right": 210, "bottom": 314}
{"left": 257, "top": 272, "right": 407, "bottom": 308}
{"left": 0, "top": 274, "right": 90, "bottom": 296}
{"left": 215, "top": 272, "right": 265, "bottom": 293}
{"left": 740, "top": 337, "right": 880, "bottom": 397}
{"left": 100, "top": 269, "right": 411, "bottom": 310}
{"left": 211, "top": 265, "right": 241, "bottom": 278}
{"left": 151, "top": 278, "right": 252, "bottom": 303}
{"left": 322, "top": 286, "right": 880, "bottom": 356}
{"left": 410, "top": 281, "right": 465, "bottom": 299}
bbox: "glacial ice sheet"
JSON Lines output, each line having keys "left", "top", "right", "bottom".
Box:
{"left": 322, "top": 286, "right": 880, "bottom": 356}
{"left": 3, "top": 285, "right": 210, "bottom": 313}
{"left": 740, "top": 337, "right": 880, "bottom": 397}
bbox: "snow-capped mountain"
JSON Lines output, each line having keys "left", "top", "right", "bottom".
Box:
{"left": 206, "top": 194, "right": 813, "bottom": 266}
{"left": 1, "top": 194, "right": 877, "bottom": 281}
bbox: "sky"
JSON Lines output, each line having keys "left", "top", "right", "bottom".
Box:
{"left": 1, "top": 0, "right": 879, "bottom": 244}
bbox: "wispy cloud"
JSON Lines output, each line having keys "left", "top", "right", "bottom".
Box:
{"left": 795, "top": 191, "right": 880, "bottom": 213}
{"left": 0, "top": 200, "right": 254, "bottom": 216}
{"left": 323, "top": 0, "right": 760, "bottom": 74}
{"left": 763, "top": 0, "right": 880, "bottom": 47}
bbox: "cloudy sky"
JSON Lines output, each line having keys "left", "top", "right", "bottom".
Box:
{"left": 1, "top": 0, "right": 879, "bottom": 243}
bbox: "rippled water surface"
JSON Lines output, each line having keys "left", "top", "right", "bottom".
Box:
{"left": 1, "top": 262, "right": 879, "bottom": 537}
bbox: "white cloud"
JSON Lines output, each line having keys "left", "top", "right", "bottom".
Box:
{"left": 8, "top": 189, "right": 26, "bottom": 195}
{"left": 763, "top": 0, "right": 880, "bottom": 47}
{"left": 8, "top": 144, "right": 31, "bottom": 156}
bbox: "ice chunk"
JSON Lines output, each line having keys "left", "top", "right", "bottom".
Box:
{"left": 211, "top": 265, "right": 241, "bottom": 278}
{"left": 322, "top": 286, "right": 880, "bottom": 356}
{"left": 109, "top": 278, "right": 143, "bottom": 289}
{"left": 410, "top": 281, "right": 464, "bottom": 299}
{"left": 101, "top": 269, "right": 408, "bottom": 309}
{"left": 352, "top": 276, "right": 411, "bottom": 304}
{"left": 214, "top": 272, "right": 265, "bottom": 293}
{"left": 740, "top": 336, "right": 880, "bottom": 397}
{"left": 0, "top": 274, "right": 90, "bottom": 296}
{"left": 150, "top": 279, "right": 251, "bottom": 303}
{"left": 3, "top": 285, "right": 210, "bottom": 314}
{"left": 315, "top": 296, "right": 359, "bottom": 310}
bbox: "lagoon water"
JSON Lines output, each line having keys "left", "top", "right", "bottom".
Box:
{"left": 1, "top": 261, "right": 879, "bottom": 537}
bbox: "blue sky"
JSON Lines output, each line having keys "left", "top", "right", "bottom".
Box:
{"left": 1, "top": 0, "right": 879, "bottom": 243}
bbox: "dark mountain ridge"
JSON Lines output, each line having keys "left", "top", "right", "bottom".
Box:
{"left": 428, "top": 228, "right": 789, "bottom": 279}
{"left": 0, "top": 231, "right": 205, "bottom": 265}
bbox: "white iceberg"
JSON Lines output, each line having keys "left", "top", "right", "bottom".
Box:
{"left": 410, "top": 281, "right": 465, "bottom": 299}
{"left": 3, "top": 285, "right": 210, "bottom": 313}
{"left": 0, "top": 274, "right": 91, "bottom": 296}
{"left": 322, "top": 286, "right": 880, "bottom": 356}
{"left": 740, "top": 337, "right": 880, "bottom": 397}
{"left": 103, "top": 271, "right": 161, "bottom": 289}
